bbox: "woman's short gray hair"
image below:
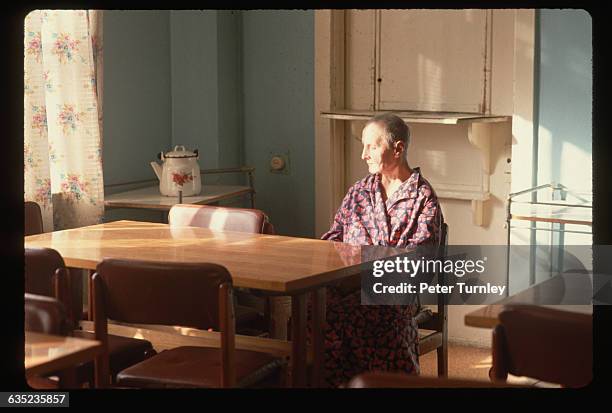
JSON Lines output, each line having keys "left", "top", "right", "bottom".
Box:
{"left": 365, "top": 113, "right": 411, "bottom": 161}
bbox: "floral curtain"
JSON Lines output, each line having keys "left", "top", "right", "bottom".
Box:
{"left": 24, "top": 10, "right": 104, "bottom": 231}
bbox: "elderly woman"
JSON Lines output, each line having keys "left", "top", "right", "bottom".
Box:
{"left": 321, "top": 112, "right": 443, "bottom": 387}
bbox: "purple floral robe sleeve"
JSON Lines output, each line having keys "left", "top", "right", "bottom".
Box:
{"left": 321, "top": 191, "right": 352, "bottom": 242}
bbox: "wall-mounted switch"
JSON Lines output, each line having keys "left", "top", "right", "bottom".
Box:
{"left": 269, "top": 151, "right": 290, "bottom": 175}
{"left": 270, "top": 156, "right": 285, "bottom": 171}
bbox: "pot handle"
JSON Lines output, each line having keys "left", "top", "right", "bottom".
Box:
{"left": 194, "top": 149, "right": 199, "bottom": 158}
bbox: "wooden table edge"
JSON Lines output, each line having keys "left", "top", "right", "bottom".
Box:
{"left": 25, "top": 336, "right": 103, "bottom": 378}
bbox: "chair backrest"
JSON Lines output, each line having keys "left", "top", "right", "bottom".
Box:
{"left": 491, "top": 304, "right": 592, "bottom": 388}
{"left": 415, "top": 222, "right": 448, "bottom": 312}
{"left": 413, "top": 222, "right": 449, "bottom": 377}
{"left": 437, "top": 222, "right": 448, "bottom": 310}
{"left": 24, "top": 248, "right": 74, "bottom": 324}
{"left": 25, "top": 293, "right": 71, "bottom": 336}
{"left": 262, "top": 221, "right": 276, "bottom": 235}
{"left": 168, "top": 204, "right": 274, "bottom": 234}
{"left": 93, "top": 259, "right": 234, "bottom": 330}
{"left": 439, "top": 222, "right": 448, "bottom": 255}
{"left": 25, "top": 201, "right": 44, "bottom": 236}
{"left": 92, "top": 258, "right": 236, "bottom": 386}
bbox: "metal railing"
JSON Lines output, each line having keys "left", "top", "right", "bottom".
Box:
{"left": 505, "top": 183, "right": 592, "bottom": 292}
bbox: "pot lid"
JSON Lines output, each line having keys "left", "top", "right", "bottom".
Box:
{"left": 164, "top": 145, "right": 198, "bottom": 158}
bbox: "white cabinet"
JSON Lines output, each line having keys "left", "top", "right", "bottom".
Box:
{"left": 376, "top": 10, "right": 491, "bottom": 113}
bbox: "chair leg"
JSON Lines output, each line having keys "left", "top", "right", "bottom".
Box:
{"left": 280, "top": 360, "right": 290, "bottom": 388}
{"left": 437, "top": 344, "right": 448, "bottom": 377}
{"left": 264, "top": 297, "right": 272, "bottom": 336}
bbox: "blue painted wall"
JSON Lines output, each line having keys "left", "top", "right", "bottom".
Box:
{"left": 103, "top": 10, "right": 316, "bottom": 236}
{"left": 103, "top": 11, "right": 172, "bottom": 188}
{"left": 170, "top": 11, "right": 219, "bottom": 170}
{"left": 170, "top": 10, "right": 243, "bottom": 186}
{"left": 532, "top": 9, "right": 592, "bottom": 281}
{"left": 103, "top": 11, "right": 172, "bottom": 222}
{"left": 536, "top": 9, "right": 592, "bottom": 193}
{"left": 242, "top": 11, "right": 315, "bottom": 237}
{"left": 217, "top": 11, "right": 244, "bottom": 183}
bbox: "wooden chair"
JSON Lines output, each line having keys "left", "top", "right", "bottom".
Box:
{"left": 168, "top": 204, "right": 276, "bottom": 336}
{"left": 347, "top": 372, "right": 524, "bottom": 388}
{"left": 414, "top": 222, "right": 448, "bottom": 377}
{"left": 490, "top": 304, "right": 592, "bottom": 388}
{"left": 168, "top": 204, "right": 275, "bottom": 234}
{"left": 92, "top": 258, "right": 286, "bottom": 388}
{"left": 25, "top": 201, "right": 44, "bottom": 236}
{"left": 25, "top": 293, "right": 72, "bottom": 337}
{"left": 25, "top": 247, "right": 156, "bottom": 386}
{"left": 25, "top": 247, "right": 78, "bottom": 324}
{"left": 25, "top": 293, "right": 74, "bottom": 389}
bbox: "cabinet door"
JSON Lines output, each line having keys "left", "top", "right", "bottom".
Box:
{"left": 377, "top": 9, "right": 491, "bottom": 113}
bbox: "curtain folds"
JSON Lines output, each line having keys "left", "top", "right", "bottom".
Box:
{"left": 24, "top": 10, "right": 104, "bottom": 231}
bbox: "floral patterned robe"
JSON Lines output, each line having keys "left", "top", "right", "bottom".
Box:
{"left": 320, "top": 167, "right": 443, "bottom": 387}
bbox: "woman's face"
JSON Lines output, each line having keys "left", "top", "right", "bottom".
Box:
{"left": 361, "top": 123, "right": 399, "bottom": 175}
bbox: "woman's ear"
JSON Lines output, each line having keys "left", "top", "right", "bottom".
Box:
{"left": 394, "top": 141, "right": 405, "bottom": 158}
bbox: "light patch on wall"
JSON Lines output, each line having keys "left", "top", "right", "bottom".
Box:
{"left": 464, "top": 9, "right": 475, "bottom": 24}
{"left": 417, "top": 53, "right": 443, "bottom": 110}
{"left": 512, "top": 114, "right": 534, "bottom": 139}
{"left": 510, "top": 114, "right": 535, "bottom": 194}
{"left": 560, "top": 141, "right": 592, "bottom": 192}
{"left": 419, "top": 149, "right": 448, "bottom": 176}
{"left": 566, "top": 49, "right": 592, "bottom": 77}
{"left": 536, "top": 125, "right": 553, "bottom": 197}
{"left": 515, "top": 18, "right": 535, "bottom": 44}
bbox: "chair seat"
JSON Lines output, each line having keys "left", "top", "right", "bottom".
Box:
{"left": 116, "top": 346, "right": 285, "bottom": 388}
{"left": 418, "top": 330, "right": 443, "bottom": 356}
{"left": 72, "top": 330, "right": 154, "bottom": 378}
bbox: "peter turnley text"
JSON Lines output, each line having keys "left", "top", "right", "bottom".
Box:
{"left": 372, "top": 282, "right": 507, "bottom": 296}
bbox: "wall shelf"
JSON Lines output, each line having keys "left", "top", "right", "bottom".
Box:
{"left": 437, "top": 189, "right": 490, "bottom": 202}
{"left": 436, "top": 188, "right": 491, "bottom": 227}
{"left": 320, "top": 109, "right": 510, "bottom": 125}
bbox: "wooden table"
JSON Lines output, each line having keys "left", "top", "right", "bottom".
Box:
{"left": 465, "top": 272, "right": 593, "bottom": 329}
{"left": 25, "top": 331, "right": 102, "bottom": 379}
{"left": 104, "top": 184, "right": 254, "bottom": 212}
{"left": 25, "top": 220, "right": 405, "bottom": 387}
